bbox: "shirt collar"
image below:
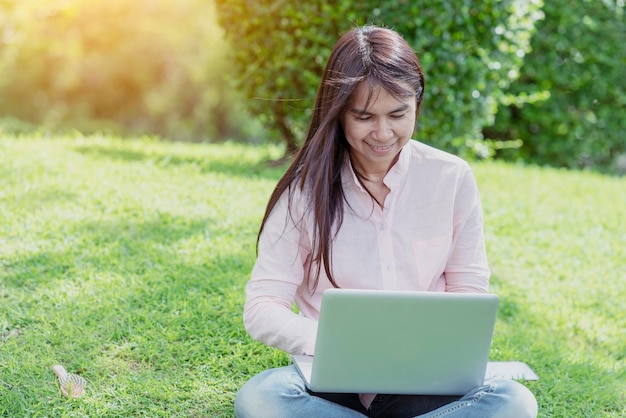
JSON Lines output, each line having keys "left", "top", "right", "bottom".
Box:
{"left": 344, "top": 143, "right": 410, "bottom": 192}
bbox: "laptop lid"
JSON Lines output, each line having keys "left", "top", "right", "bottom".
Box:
{"left": 294, "top": 288, "right": 498, "bottom": 395}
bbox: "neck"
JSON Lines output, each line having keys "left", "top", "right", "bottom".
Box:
{"left": 350, "top": 153, "right": 400, "bottom": 185}
{"left": 350, "top": 158, "right": 394, "bottom": 209}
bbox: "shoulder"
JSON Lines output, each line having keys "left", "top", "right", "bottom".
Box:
{"left": 272, "top": 181, "right": 309, "bottom": 215}
{"left": 404, "top": 140, "right": 471, "bottom": 174}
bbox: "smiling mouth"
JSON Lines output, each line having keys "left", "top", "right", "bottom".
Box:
{"left": 366, "top": 141, "right": 395, "bottom": 151}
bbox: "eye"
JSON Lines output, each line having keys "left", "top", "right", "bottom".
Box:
{"left": 390, "top": 113, "right": 407, "bottom": 119}
{"left": 354, "top": 115, "right": 372, "bottom": 122}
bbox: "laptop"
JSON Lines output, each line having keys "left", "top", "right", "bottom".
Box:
{"left": 291, "top": 288, "right": 499, "bottom": 395}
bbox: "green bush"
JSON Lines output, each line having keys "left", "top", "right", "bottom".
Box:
{"left": 0, "top": 0, "right": 243, "bottom": 141}
{"left": 214, "top": 0, "right": 543, "bottom": 157}
{"left": 486, "top": 0, "right": 625, "bottom": 171}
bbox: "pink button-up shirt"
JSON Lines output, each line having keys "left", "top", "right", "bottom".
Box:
{"left": 244, "top": 139, "right": 490, "bottom": 358}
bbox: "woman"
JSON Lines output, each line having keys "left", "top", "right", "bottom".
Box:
{"left": 235, "top": 25, "right": 538, "bottom": 417}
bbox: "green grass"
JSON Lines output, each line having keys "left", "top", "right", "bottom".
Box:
{"left": 1, "top": 135, "right": 624, "bottom": 417}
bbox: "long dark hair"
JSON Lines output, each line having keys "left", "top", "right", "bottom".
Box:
{"left": 258, "top": 25, "right": 425, "bottom": 290}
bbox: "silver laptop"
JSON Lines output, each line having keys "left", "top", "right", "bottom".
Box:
{"left": 291, "top": 288, "right": 499, "bottom": 395}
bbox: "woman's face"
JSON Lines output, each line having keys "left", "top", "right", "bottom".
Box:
{"left": 342, "top": 81, "right": 417, "bottom": 175}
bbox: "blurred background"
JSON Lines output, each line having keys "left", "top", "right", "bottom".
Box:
{"left": 0, "top": 0, "right": 624, "bottom": 173}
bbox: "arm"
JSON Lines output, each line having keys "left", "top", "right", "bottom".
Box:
{"left": 445, "top": 164, "right": 490, "bottom": 293}
{"left": 243, "top": 190, "right": 318, "bottom": 355}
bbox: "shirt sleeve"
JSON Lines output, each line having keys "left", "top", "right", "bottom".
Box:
{"left": 243, "top": 189, "right": 318, "bottom": 355}
{"left": 445, "top": 164, "right": 491, "bottom": 293}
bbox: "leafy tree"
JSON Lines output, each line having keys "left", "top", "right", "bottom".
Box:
{"left": 486, "top": 0, "right": 625, "bottom": 171}
{"left": 214, "top": 0, "right": 543, "bottom": 159}
{"left": 0, "top": 0, "right": 238, "bottom": 140}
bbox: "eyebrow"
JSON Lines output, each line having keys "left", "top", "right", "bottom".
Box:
{"left": 349, "top": 103, "right": 410, "bottom": 115}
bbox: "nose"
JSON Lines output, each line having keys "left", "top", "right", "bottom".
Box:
{"left": 371, "top": 118, "right": 393, "bottom": 141}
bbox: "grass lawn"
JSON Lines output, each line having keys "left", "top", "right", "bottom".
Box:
{"left": 1, "top": 135, "right": 624, "bottom": 417}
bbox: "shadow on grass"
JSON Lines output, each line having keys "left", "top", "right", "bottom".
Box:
{"left": 3, "top": 212, "right": 257, "bottom": 284}
{"left": 70, "top": 142, "right": 289, "bottom": 180}
{"left": 1, "top": 212, "right": 258, "bottom": 353}
{"left": 9, "top": 187, "right": 79, "bottom": 208}
{"left": 2, "top": 211, "right": 256, "bottom": 364}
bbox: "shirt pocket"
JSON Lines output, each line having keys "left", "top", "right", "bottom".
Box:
{"left": 411, "top": 234, "right": 452, "bottom": 290}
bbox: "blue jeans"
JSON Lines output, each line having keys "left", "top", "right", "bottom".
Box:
{"left": 234, "top": 365, "right": 538, "bottom": 418}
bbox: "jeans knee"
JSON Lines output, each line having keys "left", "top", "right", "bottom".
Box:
{"left": 234, "top": 381, "right": 259, "bottom": 418}
{"left": 492, "top": 379, "right": 538, "bottom": 418}
{"left": 234, "top": 366, "right": 305, "bottom": 418}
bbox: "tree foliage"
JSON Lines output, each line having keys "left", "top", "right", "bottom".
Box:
{"left": 2, "top": 1, "right": 620, "bottom": 170}
{"left": 214, "top": 0, "right": 543, "bottom": 157}
{"left": 487, "top": 0, "right": 626, "bottom": 170}
{"left": 0, "top": 0, "right": 239, "bottom": 140}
